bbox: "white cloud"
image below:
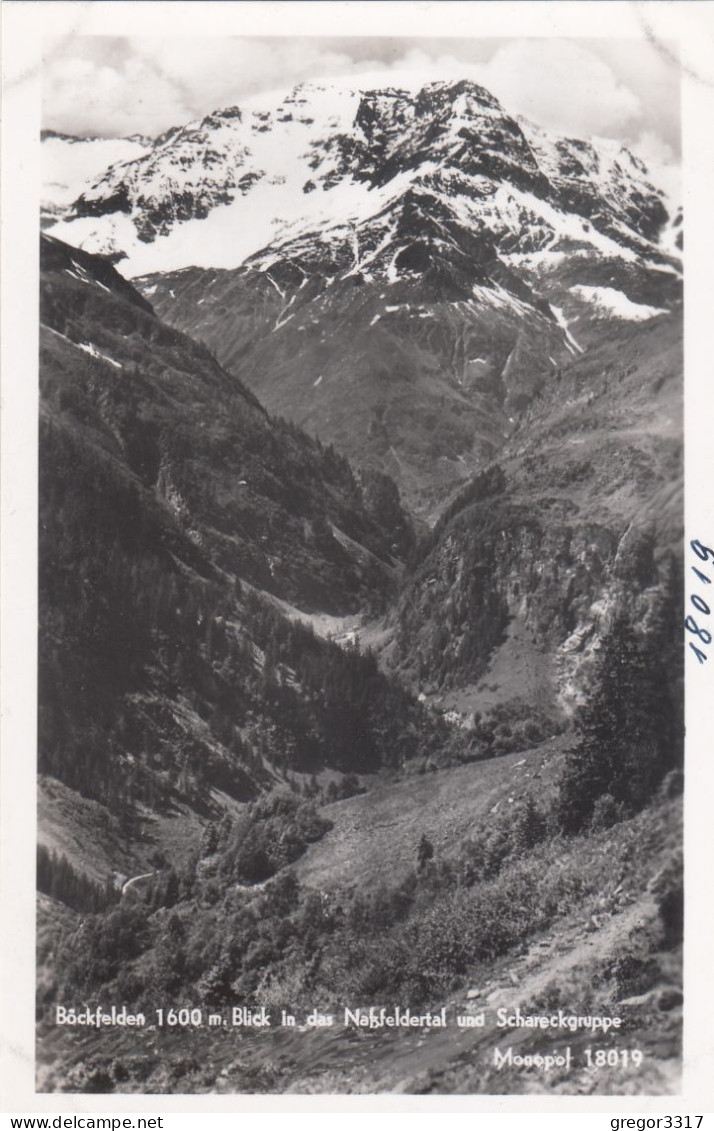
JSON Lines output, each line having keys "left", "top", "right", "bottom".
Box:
{"left": 631, "top": 129, "right": 680, "bottom": 206}
{"left": 127, "top": 37, "right": 359, "bottom": 119}
{"left": 345, "top": 39, "right": 643, "bottom": 138}
{"left": 476, "top": 39, "right": 642, "bottom": 139}
{"left": 43, "top": 49, "right": 194, "bottom": 137}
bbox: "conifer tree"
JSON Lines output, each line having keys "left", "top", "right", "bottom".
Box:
{"left": 558, "top": 609, "right": 677, "bottom": 834}
{"left": 417, "top": 833, "right": 435, "bottom": 870}
{"left": 514, "top": 796, "right": 546, "bottom": 851}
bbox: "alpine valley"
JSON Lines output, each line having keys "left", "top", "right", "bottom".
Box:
{"left": 37, "top": 77, "right": 684, "bottom": 1095}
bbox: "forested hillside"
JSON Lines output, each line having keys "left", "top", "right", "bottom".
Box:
{"left": 39, "top": 234, "right": 453, "bottom": 820}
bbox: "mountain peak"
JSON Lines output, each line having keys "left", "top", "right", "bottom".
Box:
{"left": 44, "top": 76, "right": 676, "bottom": 277}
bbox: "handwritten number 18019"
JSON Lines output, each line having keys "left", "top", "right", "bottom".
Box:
{"left": 687, "top": 539, "right": 713, "bottom": 664}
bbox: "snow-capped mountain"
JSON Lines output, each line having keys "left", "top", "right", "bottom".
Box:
{"left": 45, "top": 78, "right": 676, "bottom": 275}
{"left": 44, "top": 78, "right": 681, "bottom": 513}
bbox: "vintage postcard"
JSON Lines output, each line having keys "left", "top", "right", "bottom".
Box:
{"left": 2, "top": 0, "right": 713, "bottom": 1115}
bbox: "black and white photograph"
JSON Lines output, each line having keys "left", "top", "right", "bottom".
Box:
{"left": 2, "top": 0, "right": 714, "bottom": 1111}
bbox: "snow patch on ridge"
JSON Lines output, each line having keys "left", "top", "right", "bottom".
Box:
{"left": 77, "top": 341, "right": 123, "bottom": 368}
{"left": 550, "top": 304, "right": 584, "bottom": 355}
{"left": 571, "top": 286, "right": 668, "bottom": 321}
{"left": 41, "top": 324, "right": 123, "bottom": 369}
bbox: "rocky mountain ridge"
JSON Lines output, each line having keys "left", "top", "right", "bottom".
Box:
{"left": 44, "top": 79, "right": 675, "bottom": 274}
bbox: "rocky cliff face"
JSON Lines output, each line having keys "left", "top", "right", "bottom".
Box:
{"left": 389, "top": 310, "right": 682, "bottom": 721}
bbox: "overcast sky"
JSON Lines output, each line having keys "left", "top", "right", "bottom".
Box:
{"left": 42, "top": 35, "right": 680, "bottom": 192}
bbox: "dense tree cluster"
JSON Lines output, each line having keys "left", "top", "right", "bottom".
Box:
{"left": 38, "top": 414, "right": 449, "bottom": 807}
{"left": 558, "top": 606, "right": 682, "bottom": 834}
{"left": 37, "top": 846, "right": 118, "bottom": 914}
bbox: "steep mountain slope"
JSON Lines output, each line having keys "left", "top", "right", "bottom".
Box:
{"left": 39, "top": 233, "right": 449, "bottom": 860}
{"left": 40, "top": 232, "right": 410, "bottom": 611}
{"left": 140, "top": 187, "right": 576, "bottom": 515}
